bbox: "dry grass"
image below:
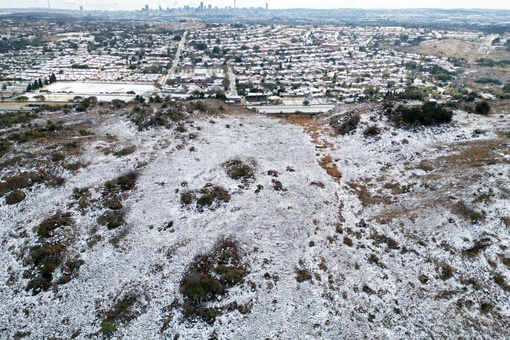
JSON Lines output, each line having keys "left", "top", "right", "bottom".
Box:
{"left": 319, "top": 155, "right": 342, "bottom": 180}
{"left": 284, "top": 115, "right": 333, "bottom": 147}
{"left": 405, "top": 40, "right": 483, "bottom": 62}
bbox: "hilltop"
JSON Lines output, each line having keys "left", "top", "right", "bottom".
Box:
{"left": 0, "top": 99, "right": 509, "bottom": 338}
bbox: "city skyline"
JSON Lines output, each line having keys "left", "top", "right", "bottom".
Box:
{"left": 1, "top": 0, "right": 510, "bottom": 11}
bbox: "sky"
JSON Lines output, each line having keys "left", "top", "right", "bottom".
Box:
{"left": 1, "top": 0, "right": 510, "bottom": 11}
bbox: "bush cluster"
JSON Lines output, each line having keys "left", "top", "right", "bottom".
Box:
{"left": 97, "top": 172, "right": 138, "bottom": 229}
{"left": 223, "top": 159, "right": 256, "bottom": 182}
{"left": 393, "top": 102, "right": 452, "bottom": 127}
{"left": 330, "top": 114, "right": 360, "bottom": 135}
{"left": 179, "top": 238, "right": 246, "bottom": 324}
{"left": 180, "top": 183, "right": 231, "bottom": 212}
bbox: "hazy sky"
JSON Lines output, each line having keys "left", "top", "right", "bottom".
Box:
{"left": 2, "top": 0, "right": 510, "bottom": 11}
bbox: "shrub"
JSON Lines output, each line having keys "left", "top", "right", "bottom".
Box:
{"left": 193, "top": 101, "right": 206, "bottom": 111}
{"left": 475, "top": 77, "right": 501, "bottom": 85}
{"left": 100, "top": 321, "right": 117, "bottom": 335}
{"left": 36, "top": 212, "right": 73, "bottom": 238}
{"left": 180, "top": 191, "right": 195, "bottom": 205}
{"left": 197, "top": 194, "right": 214, "bottom": 207}
{"left": 115, "top": 172, "right": 138, "bottom": 191}
{"left": 363, "top": 125, "right": 380, "bottom": 137}
{"left": 25, "top": 242, "right": 66, "bottom": 294}
{"left": 175, "top": 124, "right": 187, "bottom": 133}
{"left": 331, "top": 114, "right": 360, "bottom": 135}
{"left": 78, "top": 129, "right": 93, "bottom": 136}
{"left": 475, "top": 101, "right": 490, "bottom": 115}
{"left": 223, "top": 159, "right": 255, "bottom": 181}
{"left": 97, "top": 211, "right": 124, "bottom": 229}
{"left": 469, "top": 211, "right": 483, "bottom": 223}
{"left": 296, "top": 268, "right": 312, "bottom": 282}
{"left": 113, "top": 145, "right": 136, "bottom": 157}
{"left": 5, "top": 190, "right": 26, "bottom": 205}
{"left": 179, "top": 238, "right": 246, "bottom": 323}
{"left": 395, "top": 102, "right": 452, "bottom": 127}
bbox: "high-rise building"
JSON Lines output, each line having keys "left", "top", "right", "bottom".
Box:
{"left": 208, "top": 4, "right": 212, "bottom": 10}
{"left": 145, "top": 4, "right": 149, "bottom": 11}
{"left": 79, "top": 5, "right": 83, "bottom": 11}
{"left": 266, "top": 3, "right": 268, "bottom": 10}
{"left": 159, "top": 5, "right": 162, "bottom": 11}
{"left": 200, "top": 2, "right": 204, "bottom": 11}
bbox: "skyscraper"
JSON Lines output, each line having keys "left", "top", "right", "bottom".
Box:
{"left": 200, "top": 2, "right": 204, "bottom": 11}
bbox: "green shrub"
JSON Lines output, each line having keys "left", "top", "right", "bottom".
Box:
{"left": 332, "top": 114, "right": 360, "bottom": 135}
{"left": 223, "top": 159, "right": 255, "bottom": 181}
{"left": 100, "top": 321, "right": 117, "bottom": 335}
{"left": 469, "top": 211, "right": 483, "bottom": 223}
{"left": 395, "top": 102, "right": 452, "bottom": 127}
{"left": 193, "top": 101, "right": 206, "bottom": 111}
{"left": 36, "top": 212, "right": 73, "bottom": 238}
{"left": 115, "top": 172, "right": 138, "bottom": 191}
{"left": 475, "top": 77, "right": 501, "bottom": 85}
{"left": 179, "top": 238, "right": 246, "bottom": 323}
{"left": 475, "top": 101, "right": 490, "bottom": 115}
{"left": 25, "top": 242, "right": 66, "bottom": 295}
{"left": 180, "top": 191, "right": 195, "bottom": 205}
{"left": 363, "top": 125, "right": 381, "bottom": 137}
{"left": 113, "top": 145, "right": 136, "bottom": 157}
{"left": 78, "top": 129, "right": 93, "bottom": 136}
{"left": 197, "top": 194, "right": 214, "bottom": 207}
{"left": 97, "top": 211, "right": 124, "bottom": 229}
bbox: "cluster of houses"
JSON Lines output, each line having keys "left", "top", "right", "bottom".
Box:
{"left": 165, "top": 24, "right": 476, "bottom": 105}
{"left": 0, "top": 17, "right": 503, "bottom": 104}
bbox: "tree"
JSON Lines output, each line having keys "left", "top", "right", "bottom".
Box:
{"left": 303, "top": 99, "right": 310, "bottom": 106}
{"left": 16, "top": 96, "right": 29, "bottom": 102}
{"left": 475, "top": 101, "right": 490, "bottom": 115}
{"left": 27, "top": 84, "right": 32, "bottom": 92}
{"left": 38, "top": 79, "right": 43, "bottom": 88}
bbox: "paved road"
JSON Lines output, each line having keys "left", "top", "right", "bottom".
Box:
{"left": 227, "top": 66, "right": 237, "bottom": 96}
{"left": 162, "top": 31, "right": 187, "bottom": 87}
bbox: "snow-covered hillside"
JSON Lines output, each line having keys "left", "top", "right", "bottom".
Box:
{"left": 0, "top": 100, "right": 509, "bottom": 339}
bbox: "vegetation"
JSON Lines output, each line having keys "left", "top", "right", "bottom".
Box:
{"left": 100, "top": 295, "right": 140, "bottom": 335}
{"left": 5, "top": 189, "right": 26, "bottom": 205}
{"left": 330, "top": 114, "right": 360, "bottom": 135}
{"left": 475, "top": 101, "right": 491, "bottom": 115}
{"left": 475, "top": 77, "right": 501, "bottom": 85}
{"left": 181, "top": 183, "right": 231, "bottom": 212}
{"left": 179, "top": 238, "right": 247, "bottom": 323}
{"left": 36, "top": 212, "right": 73, "bottom": 238}
{"left": 392, "top": 102, "right": 452, "bottom": 127}
{"left": 25, "top": 241, "right": 66, "bottom": 294}
{"left": 223, "top": 159, "right": 256, "bottom": 182}
{"left": 129, "top": 102, "right": 187, "bottom": 131}
{"left": 97, "top": 172, "right": 138, "bottom": 229}
{"left": 363, "top": 125, "right": 381, "bottom": 137}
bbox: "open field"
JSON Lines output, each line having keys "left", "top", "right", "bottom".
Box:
{"left": 28, "top": 82, "right": 158, "bottom": 102}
